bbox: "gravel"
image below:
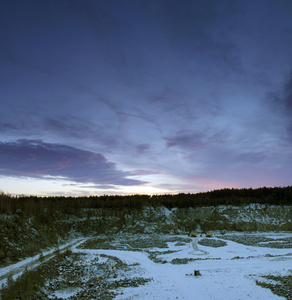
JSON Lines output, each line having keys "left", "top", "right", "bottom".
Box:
{"left": 197, "top": 238, "right": 227, "bottom": 248}
{"left": 256, "top": 274, "right": 292, "bottom": 300}
{"left": 221, "top": 235, "right": 292, "bottom": 248}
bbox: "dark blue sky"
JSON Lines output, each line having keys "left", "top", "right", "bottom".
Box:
{"left": 1, "top": 0, "right": 292, "bottom": 196}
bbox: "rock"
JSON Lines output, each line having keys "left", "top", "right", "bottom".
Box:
{"left": 281, "top": 222, "right": 292, "bottom": 231}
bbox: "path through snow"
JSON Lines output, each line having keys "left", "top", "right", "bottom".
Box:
{"left": 0, "top": 237, "right": 86, "bottom": 286}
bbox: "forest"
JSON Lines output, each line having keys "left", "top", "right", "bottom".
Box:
{"left": 0, "top": 186, "right": 292, "bottom": 215}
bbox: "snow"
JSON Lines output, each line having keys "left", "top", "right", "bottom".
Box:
{"left": 75, "top": 233, "right": 291, "bottom": 299}
{"left": 0, "top": 237, "right": 85, "bottom": 286}
{"left": 1, "top": 233, "right": 291, "bottom": 299}
{"left": 160, "top": 207, "right": 172, "bottom": 218}
{"left": 53, "top": 287, "right": 82, "bottom": 299}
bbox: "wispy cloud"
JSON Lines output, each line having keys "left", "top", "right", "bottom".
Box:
{"left": 283, "top": 72, "right": 292, "bottom": 142}
{"left": 265, "top": 69, "right": 292, "bottom": 144}
{"left": 136, "top": 144, "right": 150, "bottom": 154}
{"left": 1, "top": 1, "right": 292, "bottom": 195}
{"left": 165, "top": 130, "right": 205, "bottom": 150}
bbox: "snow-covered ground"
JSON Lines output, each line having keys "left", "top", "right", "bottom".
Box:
{"left": 1, "top": 232, "right": 291, "bottom": 299}
{"left": 72, "top": 233, "right": 291, "bottom": 299}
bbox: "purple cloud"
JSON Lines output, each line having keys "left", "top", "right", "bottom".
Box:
{"left": 283, "top": 73, "right": 292, "bottom": 141}
{"left": 233, "top": 152, "right": 266, "bottom": 164}
{"left": 266, "top": 70, "right": 292, "bottom": 143}
{"left": 0, "top": 139, "right": 146, "bottom": 186}
{"left": 136, "top": 144, "right": 150, "bottom": 153}
{"left": 165, "top": 131, "right": 205, "bottom": 150}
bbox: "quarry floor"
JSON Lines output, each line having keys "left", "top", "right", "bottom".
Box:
{"left": 1, "top": 232, "right": 291, "bottom": 299}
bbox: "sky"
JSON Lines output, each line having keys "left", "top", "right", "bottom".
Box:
{"left": 1, "top": 0, "right": 292, "bottom": 196}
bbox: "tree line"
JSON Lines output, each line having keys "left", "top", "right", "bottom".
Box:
{"left": 0, "top": 186, "right": 291, "bottom": 214}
